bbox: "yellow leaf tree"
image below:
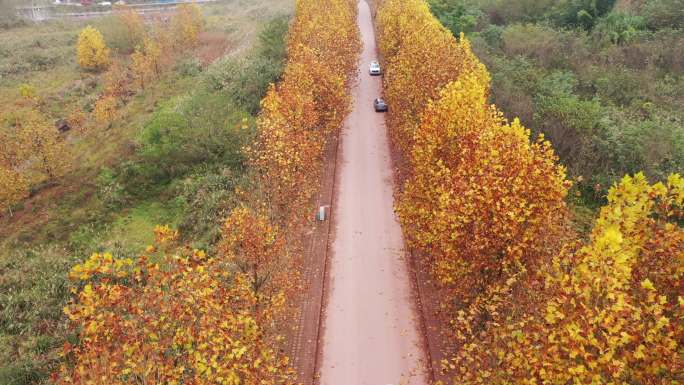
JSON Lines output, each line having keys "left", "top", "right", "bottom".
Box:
{"left": 9, "top": 109, "right": 70, "bottom": 181}
{"left": 76, "top": 25, "right": 110, "bottom": 70}
{"left": 171, "top": 4, "right": 203, "bottom": 47}
{"left": 449, "top": 173, "right": 683, "bottom": 385}
{"left": 56, "top": 237, "right": 295, "bottom": 385}
{"left": 0, "top": 166, "right": 29, "bottom": 215}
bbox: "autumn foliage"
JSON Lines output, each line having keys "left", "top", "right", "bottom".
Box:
{"left": 56, "top": 0, "right": 360, "bottom": 382}
{"left": 397, "top": 74, "right": 569, "bottom": 306}
{"left": 377, "top": 0, "right": 682, "bottom": 383}
{"left": 171, "top": 4, "right": 204, "bottom": 47}
{"left": 249, "top": 0, "right": 360, "bottom": 227}
{"left": 446, "top": 174, "right": 683, "bottom": 385}
{"left": 76, "top": 26, "right": 110, "bottom": 70}
{"left": 56, "top": 238, "right": 293, "bottom": 385}
{"left": 376, "top": 0, "right": 488, "bottom": 157}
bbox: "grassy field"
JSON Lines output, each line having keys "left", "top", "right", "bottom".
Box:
{"left": 0, "top": 0, "right": 291, "bottom": 383}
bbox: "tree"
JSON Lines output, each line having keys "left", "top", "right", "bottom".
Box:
{"left": 130, "top": 37, "right": 162, "bottom": 90}
{"left": 77, "top": 26, "right": 110, "bottom": 70}
{"left": 218, "top": 207, "right": 293, "bottom": 321}
{"left": 377, "top": 0, "right": 489, "bottom": 158}
{"left": 93, "top": 95, "right": 118, "bottom": 124}
{"left": 398, "top": 74, "right": 569, "bottom": 316}
{"left": 102, "top": 60, "right": 130, "bottom": 99}
{"left": 248, "top": 0, "right": 359, "bottom": 229}
{"left": 4, "top": 109, "right": 70, "bottom": 182}
{"left": 171, "top": 4, "right": 203, "bottom": 47}
{"left": 115, "top": 7, "right": 145, "bottom": 52}
{"left": 56, "top": 241, "right": 295, "bottom": 385}
{"left": 447, "top": 173, "right": 683, "bottom": 385}
{"left": 0, "top": 166, "right": 28, "bottom": 215}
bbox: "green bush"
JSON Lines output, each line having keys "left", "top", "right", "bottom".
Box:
{"left": 592, "top": 66, "right": 644, "bottom": 106}
{"left": 175, "top": 166, "right": 243, "bottom": 249}
{"left": 501, "top": 24, "right": 566, "bottom": 67}
{"left": 96, "top": 166, "right": 129, "bottom": 209}
{"left": 175, "top": 57, "right": 203, "bottom": 77}
{"left": 428, "top": 0, "right": 484, "bottom": 35}
{"left": 137, "top": 92, "right": 254, "bottom": 183}
{"left": 551, "top": 0, "right": 617, "bottom": 29}
{"left": 204, "top": 15, "right": 288, "bottom": 114}
{"left": 477, "top": 0, "right": 556, "bottom": 24}
{"left": 593, "top": 12, "right": 646, "bottom": 45}
{"left": 533, "top": 71, "right": 605, "bottom": 168}
{"left": 0, "top": 245, "right": 77, "bottom": 384}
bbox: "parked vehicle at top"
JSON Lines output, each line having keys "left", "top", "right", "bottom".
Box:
{"left": 374, "top": 98, "right": 388, "bottom": 112}
{"left": 369, "top": 61, "right": 381, "bottom": 75}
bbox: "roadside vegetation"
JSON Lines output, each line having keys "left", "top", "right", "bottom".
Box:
{"left": 427, "top": 0, "right": 683, "bottom": 214}
{"left": 55, "top": 0, "right": 360, "bottom": 382}
{"left": 375, "top": 0, "right": 682, "bottom": 383}
{"left": 0, "top": 1, "right": 291, "bottom": 383}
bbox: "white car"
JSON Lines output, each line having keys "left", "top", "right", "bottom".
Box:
{"left": 369, "top": 61, "right": 381, "bottom": 76}
{"left": 99, "top": 1, "right": 112, "bottom": 5}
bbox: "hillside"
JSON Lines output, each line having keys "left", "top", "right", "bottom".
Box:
{"left": 0, "top": 1, "right": 292, "bottom": 382}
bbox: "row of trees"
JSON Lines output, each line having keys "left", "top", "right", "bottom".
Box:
{"left": 250, "top": 0, "right": 360, "bottom": 228}
{"left": 55, "top": 0, "right": 361, "bottom": 382}
{"left": 375, "top": 0, "right": 682, "bottom": 383}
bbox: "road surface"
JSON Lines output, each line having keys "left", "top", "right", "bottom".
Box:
{"left": 317, "top": 2, "right": 428, "bottom": 385}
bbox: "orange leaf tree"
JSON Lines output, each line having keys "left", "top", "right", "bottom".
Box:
{"left": 397, "top": 74, "right": 569, "bottom": 334}
{"left": 56, "top": 246, "right": 294, "bottom": 385}
{"left": 446, "top": 173, "right": 683, "bottom": 385}
{"left": 378, "top": 1, "right": 682, "bottom": 383}
{"left": 376, "top": 0, "right": 488, "bottom": 159}
{"left": 249, "top": 0, "right": 359, "bottom": 229}
{"left": 1, "top": 109, "right": 70, "bottom": 183}
{"left": 218, "top": 206, "right": 296, "bottom": 322}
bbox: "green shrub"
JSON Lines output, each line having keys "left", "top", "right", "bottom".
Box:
{"left": 477, "top": 0, "right": 556, "bottom": 24}
{"left": 204, "top": 15, "right": 288, "bottom": 114}
{"left": 479, "top": 24, "right": 504, "bottom": 47}
{"left": 0, "top": 245, "right": 77, "bottom": 384}
{"left": 0, "top": 361, "right": 43, "bottom": 385}
{"left": 175, "top": 165, "right": 243, "bottom": 248}
{"left": 533, "top": 71, "right": 605, "bottom": 171}
{"left": 592, "top": 66, "right": 644, "bottom": 106}
{"left": 96, "top": 166, "right": 129, "bottom": 209}
{"left": 137, "top": 92, "right": 254, "bottom": 181}
{"left": 501, "top": 24, "right": 568, "bottom": 67}
{"left": 175, "top": 57, "right": 203, "bottom": 77}
{"left": 593, "top": 12, "right": 646, "bottom": 45}
{"left": 551, "top": 0, "right": 617, "bottom": 29}
{"left": 428, "top": 0, "right": 484, "bottom": 35}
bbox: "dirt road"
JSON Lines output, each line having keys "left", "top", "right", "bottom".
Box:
{"left": 317, "top": 2, "right": 428, "bottom": 385}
